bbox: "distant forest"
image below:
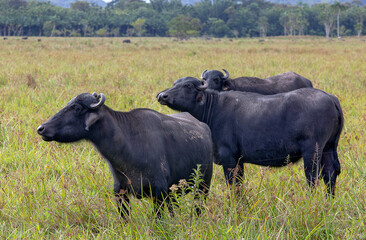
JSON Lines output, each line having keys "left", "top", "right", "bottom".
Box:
{"left": 0, "top": 0, "right": 366, "bottom": 38}
{"left": 266, "top": 0, "right": 366, "bottom": 5}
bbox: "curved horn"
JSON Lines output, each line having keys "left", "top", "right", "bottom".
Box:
{"left": 89, "top": 93, "right": 106, "bottom": 109}
{"left": 222, "top": 69, "right": 229, "bottom": 79}
{"left": 197, "top": 81, "right": 209, "bottom": 91}
{"left": 200, "top": 69, "right": 208, "bottom": 79}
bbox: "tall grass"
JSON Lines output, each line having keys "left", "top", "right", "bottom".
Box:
{"left": 0, "top": 36, "right": 365, "bottom": 239}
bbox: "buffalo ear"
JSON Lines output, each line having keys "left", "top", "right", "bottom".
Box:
{"left": 196, "top": 92, "right": 205, "bottom": 105}
{"left": 85, "top": 112, "right": 100, "bottom": 131}
{"left": 222, "top": 80, "right": 232, "bottom": 91}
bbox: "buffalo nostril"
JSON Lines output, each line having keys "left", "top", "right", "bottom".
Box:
{"left": 157, "top": 93, "right": 167, "bottom": 101}
{"left": 161, "top": 93, "right": 168, "bottom": 99}
{"left": 37, "top": 125, "right": 45, "bottom": 134}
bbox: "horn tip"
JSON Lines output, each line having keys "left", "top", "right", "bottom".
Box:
{"left": 222, "top": 69, "right": 229, "bottom": 79}
{"left": 200, "top": 69, "right": 208, "bottom": 79}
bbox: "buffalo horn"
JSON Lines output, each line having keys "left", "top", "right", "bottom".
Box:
{"left": 197, "top": 81, "right": 208, "bottom": 91}
{"left": 222, "top": 69, "right": 230, "bottom": 79}
{"left": 200, "top": 69, "right": 208, "bottom": 79}
{"left": 89, "top": 93, "right": 106, "bottom": 109}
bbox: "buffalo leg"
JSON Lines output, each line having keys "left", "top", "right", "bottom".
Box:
{"left": 153, "top": 199, "right": 162, "bottom": 218}
{"left": 302, "top": 143, "right": 323, "bottom": 191}
{"left": 193, "top": 188, "right": 205, "bottom": 216}
{"left": 193, "top": 181, "right": 210, "bottom": 215}
{"left": 152, "top": 189, "right": 168, "bottom": 218}
{"left": 111, "top": 168, "right": 130, "bottom": 218}
{"left": 222, "top": 162, "right": 239, "bottom": 186}
{"left": 236, "top": 161, "right": 245, "bottom": 184}
{"left": 218, "top": 147, "right": 238, "bottom": 185}
{"left": 115, "top": 189, "right": 130, "bottom": 219}
{"left": 321, "top": 148, "right": 340, "bottom": 197}
{"left": 167, "top": 196, "right": 176, "bottom": 217}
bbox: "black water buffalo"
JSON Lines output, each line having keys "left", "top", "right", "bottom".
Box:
{"left": 37, "top": 92, "right": 213, "bottom": 218}
{"left": 157, "top": 78, "right": 343, "bottom": 196}
{"left": 200, "top": 69, "right": 313, "bottom": 94}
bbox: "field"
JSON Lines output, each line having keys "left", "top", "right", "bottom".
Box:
{"left": 0, "top": 37, "right": 365, "bottom": 239}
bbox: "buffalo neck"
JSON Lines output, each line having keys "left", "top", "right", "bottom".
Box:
{"left": 87, "top": 107, "right": 131, "bottom": 161}
{"left": 196, "top": 91, "right": 218, "bottom": 126}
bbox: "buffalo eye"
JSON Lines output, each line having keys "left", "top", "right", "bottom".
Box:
{"left": 184, "top": 83, "right": 192, "bottom": 89}
{"left": 214, "top": 78, "right": 219, "bottom": 84}
{"left": 72, "top": 104, "right": 83, "bottom": 114}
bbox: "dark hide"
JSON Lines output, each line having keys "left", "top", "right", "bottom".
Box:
{"left": 157, "top": 78, "right": 343, "bottom": 196}
{"left": 201, "top": 69, "right": 313, "bottom": 94}
{"left": 37, "top": 93, "right": 213, "bottom": 218}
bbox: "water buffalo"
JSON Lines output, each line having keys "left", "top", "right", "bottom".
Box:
{"left": 200, "top": 69, "right": 313, "bottom": 94}
{"left": 157, "top": 78, "right": 343, "bottom": 196}
{"left": 37, "top": 92, "right": 213, "bottom": 218}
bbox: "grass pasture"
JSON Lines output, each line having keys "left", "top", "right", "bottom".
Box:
{"left": 0, "top": 37, "right": 365, "bottom": 239}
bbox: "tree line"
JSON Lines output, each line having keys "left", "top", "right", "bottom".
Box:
{"left": 0, "top": 0, "right": 365, "bottom": 39}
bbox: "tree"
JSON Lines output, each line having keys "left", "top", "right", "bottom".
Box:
{"left": 131, "top": 18, "right": 146, "bottom": 36}
{"left": 316, "top": 3, "right": 337, "bottom": 39}
{"left": 192, "top": 0, "right": 212, "bottom": 25}
{"left": 332, "top": 1, "right": 347, "bottom": 38}
{"left": 208, "top": 18, "right": 232, "bottom": 37}
{"left": 0, "top": 0, "right": 365, "bottom": 39}
{"left": 150, "top": 0, "right": 169, "bottom": 13}
{"left": 352, "top": 5, "right": 366, "bottom": 38}
{"left": 210, "top": 0, "right": 234, "bottom": 22}
{"left": 144, "top": 14, "right": 168, "bottom": 36}
{"left": 112, "top": 0, "right": 147, "bottom": 11}
{"left": 261, "top": 6, "right": 283, "bottom": 37}
{"left": 258, "top": 16, "right": 268, "bottom": 37}
{"left": 81, "top": 19, "right": 88, "bottom": 36}
{"left": 42, "top": 21, "right": 53, "bottom": 36}
{"left": 8, "top": 0, "right": 27, "bottom": 9}
{"left": 168, "top": 15, "right": 201, "bottom": 39}
{"left": 287, "top": 10, "right": 298, "bottom": 35}
{"left": 85, "top": 5, "right": 108, "bottom": 36}
{"left": 280, "top": 9, "right": 289, "bottom": 36}
{"left": 70, "top": 1, "right": 90, "bottom": 12}
{"left": 227, "top": 6, "right": 257, "bottom": 37}
{"left": 96, "top": 27, "right": 108, "bottom": 36}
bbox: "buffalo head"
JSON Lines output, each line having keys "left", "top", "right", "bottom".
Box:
{"left": 200, "top": 69, "right": 230, "bottom": 91}
{"left": 37, "top": 92, "right": 105, "bottom": 142}
{"left": 157, "top": 77, "right": 208, "bottom": 112}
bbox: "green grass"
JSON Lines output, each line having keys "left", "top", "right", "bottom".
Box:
{"left": 0, "top": 36, "right": 365, "bottom": 239}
